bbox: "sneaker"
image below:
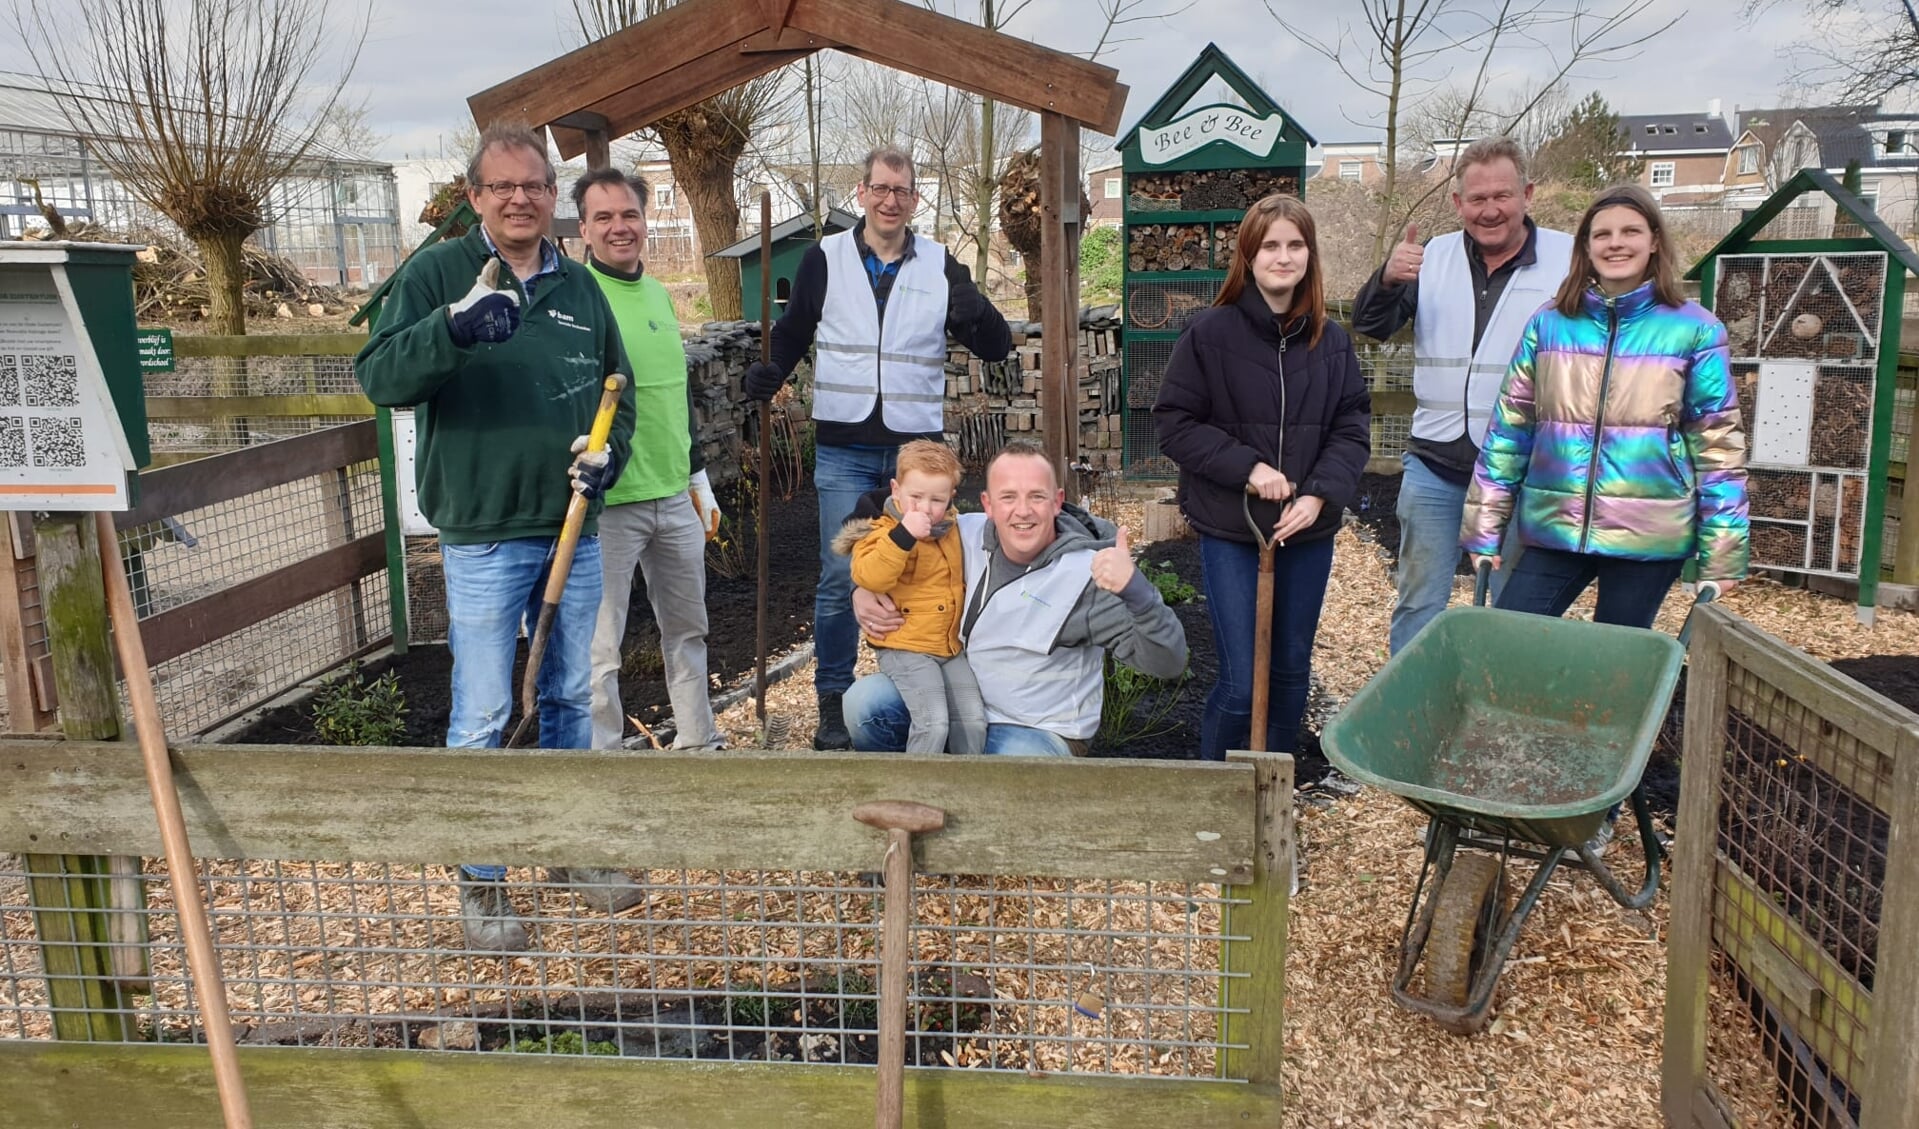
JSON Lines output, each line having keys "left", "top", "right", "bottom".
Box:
{"left": 458, "top": 874, "right": 531, "bottom": 952}
{"left": 1582, "top": 819, "right": 1616, "bottom": 860}
{"left": 813, "top": 692, "right": 851, "bottom": 751}
{"left": 549, "top": 866, "right": 645, "bottom": 913}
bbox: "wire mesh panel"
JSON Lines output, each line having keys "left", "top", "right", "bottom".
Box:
{"left": 150, "top": 355, "right": 365, "bottom": 398}
{"left": 0, "top": 748, "right": 1288, "bottom": 1124}
{"left": 1125, "top": 277, "right": 1217, "bottom": 333}
{"left": 1664, "top": 606, "right": 1919, "bottom": 1129}
{"left": 114, "top": 433, "right": 391, "bottom": 735}
{"left": 1122, "top": 337, "right": 1176, "bottom": 480}
{"left": 0, "top": 861, "right": 1240, "bottom": 1078}
{"left": 1716, "top": 253, "right": 1888, "bottom": 579}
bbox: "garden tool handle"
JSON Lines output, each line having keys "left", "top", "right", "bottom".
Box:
{"left": 538, "top": 375, "right": 626, "bottom": 608}
{"left": 1242, "top": 484, "right": 1284, "bottom": 552}
{"left": 1473, "top": 559, "right": 1493, "bottom": 607}
{"left": 95, "top": 512, "right": 256, "bottom": 1129}
{"left": 853, "top": 801, "right": 946, "bottom": 1129}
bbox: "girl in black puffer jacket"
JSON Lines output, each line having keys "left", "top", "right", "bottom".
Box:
{"left": 1153, "top": 195, "right": 1372, "bottom": 760}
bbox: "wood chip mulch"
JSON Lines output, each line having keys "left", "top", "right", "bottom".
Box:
{"left": 716, "top": 511, "right": 1919, "bottom": 1127}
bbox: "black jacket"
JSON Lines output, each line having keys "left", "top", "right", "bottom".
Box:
{"left": 1151, "top": 286, "right": 1372, "bottom": 544}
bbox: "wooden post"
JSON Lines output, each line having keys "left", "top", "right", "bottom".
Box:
{"left": 0, "top": 513, "right": 56, "bottom": 732}
{"left": 1662, "top": 605, "right": 1732, "bottom": 1128}
{"left": 1222, "top": 750, "right": 1292, "bottom": 1096}
{"left": 1860, "top": 719, "right": 1919, "bottom": 1128}
{"left": 26, "top": 512, "right": 144, "bottom": 1037}
{"left": 583, "top": 129, "right": 611, "bottom": 172}
{"left": 1038, "top": 112, "right": 1082, "bottom": 484}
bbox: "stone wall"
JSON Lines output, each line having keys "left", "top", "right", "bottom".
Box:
{"left": 682, "top": 305, "right": 1125, "bottom": 487}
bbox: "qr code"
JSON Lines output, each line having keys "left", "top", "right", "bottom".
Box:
{"left": 22, "top": 353, "right": 78, "bottom": 408}
{"left": 29, "top": 416, "right": 84, "bottom": 467}
{"left": 0, "top": 355, "right": 17, "bottom": 407}
{"left": 0, "top": 416, "right": 23, "bottom": 467}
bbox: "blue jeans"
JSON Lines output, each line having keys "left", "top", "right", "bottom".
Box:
{"left": 1198, "top": 533, "right": 1335, "bottom": 761}
{"left": 843, "top": 673, "right": 1073, "bottom": 756}
{"left": 1494, "top": 546, "right": 1686, "bottom": 629}
{"left": 442, "top": 535, "right": 602, "bottom": 881}
{"left": 1389, "top": 452, "right": 1518, "bottom": 654}
{"left": 814, "top": 443, "right": 898, "bottom": 696}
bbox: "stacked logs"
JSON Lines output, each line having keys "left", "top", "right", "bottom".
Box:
{"left": 1128, "top": 224, "right": 1209, "bottom": 271}
{"left": 1128, "top": 169, "right": 1300, "bottom": 210}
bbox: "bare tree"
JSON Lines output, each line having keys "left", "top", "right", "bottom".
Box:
{"left": 1267, "top": 0, "right": 1675, "bottom": 260}
{"left": 572, "top": 0, "right": 790, "bottom": 320}
{"left": 16, "top": 0, "right": 365, "bottom": 333}
{"left": 316, "top": 94, "right": 387, "bottom": 160}
{"left": 1753, "top": 0, "right": 1919, "bottom": 104}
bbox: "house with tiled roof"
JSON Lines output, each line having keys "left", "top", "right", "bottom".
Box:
{"left": 1616, "top": 106, "right": 1736, "bottom": 202}
{"left": 1732, "top": 105, "right": 1919, "bottom": 237}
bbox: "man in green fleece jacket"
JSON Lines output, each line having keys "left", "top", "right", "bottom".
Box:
{"left": 355, "top": 124, "right": 636, "bottom": 952}
{"left": 573, "top": 167, "right": 723, "bottom": 766}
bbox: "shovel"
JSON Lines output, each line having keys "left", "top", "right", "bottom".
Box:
{"left": 1243, "top": 487, "right": 1289, "bottom": 753}
{"left": 506, "top": 374, "right": 627, "bottom": 748}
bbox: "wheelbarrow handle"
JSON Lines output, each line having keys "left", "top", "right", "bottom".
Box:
{"left": 1472, "top": 559, "right": 1493, "bottom": 608}
{"left": 1677, "top": 581, "right": 1720, "bottom": 648}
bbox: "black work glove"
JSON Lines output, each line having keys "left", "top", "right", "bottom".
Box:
{"left": 743, "top": 360, "right": 787, "bottom": 402}
{"left": 947, "top": 285, "right": 990, "bottom": 329}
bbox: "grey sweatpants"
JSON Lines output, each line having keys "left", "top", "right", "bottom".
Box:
{"left": 874, "top": 648, "right": 987, "bottom": 754}
{"left": 589, "top": 494, "right": 720, "bottom": 750}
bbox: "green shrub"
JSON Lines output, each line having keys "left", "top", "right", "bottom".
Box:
{"left": 1079, "top": 225, "right": 1122, "bottom": 305}
{"left": 509, "top": 1030, "right": 619, "bottom": 1056}
{"left": 1096, "top": 657, "right": 1189, "bottom": 748}
{"left": 1139, "top": 559, "right": 1197, "bottom": 606}
{"left": 309, "top": 663, "right": 407, "bottom": 746}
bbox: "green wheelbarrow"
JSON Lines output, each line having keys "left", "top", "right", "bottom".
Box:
{"left": 1320, "top": 571, "right": 1700, "bottom": 1034}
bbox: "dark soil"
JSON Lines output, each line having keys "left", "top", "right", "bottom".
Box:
{"left": 228, "top": 481, "right": 821, "bottom": 747}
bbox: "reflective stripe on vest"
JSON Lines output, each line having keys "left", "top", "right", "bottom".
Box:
{"left": 1410, "top": 227, "right": 1573, "bottom": 446}
{"left": 812, "top": 231, "right": 949, "bottom": 433}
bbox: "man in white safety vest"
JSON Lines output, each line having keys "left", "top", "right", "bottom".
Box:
{"left": 743, "top": 144, "right": 1012, "bottom": 750}
{"left": 843, "top": 441, "right": 1189, "bottom": 757}
{"left": 1351, "top": 137, "right": 1574, "bottom": 655}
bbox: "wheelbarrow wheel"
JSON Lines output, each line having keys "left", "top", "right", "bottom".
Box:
{"left": 1424, "top": 853, "right": 1505, "bottom": 1009}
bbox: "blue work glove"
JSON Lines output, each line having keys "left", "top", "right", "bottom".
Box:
{"left": 445, "top": 258, "right": 521, "bottom": 347}
{"left": 567, "top": 435, "right": 622, "bottom": 500}
{"left": 742, "top": 360, "right": 786, "bottom": 402}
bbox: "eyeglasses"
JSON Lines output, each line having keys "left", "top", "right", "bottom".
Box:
{"left": 863, "top": 183, "right": 917, "bottom": 202}
{"left": 480, "top": 180, "right": 555, "bottom": 200}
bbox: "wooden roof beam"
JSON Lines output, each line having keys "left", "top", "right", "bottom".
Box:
{"left": 788, "top": 0, "right": 1126, "bottom": 133}
{"left": 467, "top": 0, "right": 764, "bottom": 131}
{"left": 763, "top": 0, "right": 803, "bottom": 36}
{"left": 550, "top": 44, "right": 815, "bottom": 160}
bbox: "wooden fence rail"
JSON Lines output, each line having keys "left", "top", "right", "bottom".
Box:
{"left": 0, "top": 745, "right": 1294, "bottom": 1128}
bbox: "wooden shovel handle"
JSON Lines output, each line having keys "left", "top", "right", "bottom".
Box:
{"left": 539, "top": 374, "right": 626, "bottom": 607}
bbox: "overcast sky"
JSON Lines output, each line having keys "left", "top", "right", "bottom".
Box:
{"left": 0, "top": 0, "right": 1845, "bottom": 162}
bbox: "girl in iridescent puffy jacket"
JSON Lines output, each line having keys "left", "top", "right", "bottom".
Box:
{"left": 1460, "top": 184, "right": 1749, "bottom": 629}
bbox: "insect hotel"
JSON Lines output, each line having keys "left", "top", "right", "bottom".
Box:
{"left": 1114, "top": 43, "right": 1314, "bottom": 480}
{"left": 1691, "top": 167, "right": 1919, "bottom": 622}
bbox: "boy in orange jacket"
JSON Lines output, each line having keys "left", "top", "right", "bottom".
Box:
{"left": 835, "top": 440, "right": 985, "bottom": 753}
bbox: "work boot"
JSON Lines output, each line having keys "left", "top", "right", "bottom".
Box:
{"left": 548, "top": 866, "right": 645, "bottom": 914}
{"left": 458, "top": 873, "right": 531, "bottom": 953}
{"left": 1582, "top": 818, "right": 1616, "bottom": 860}
{"left": 813, "top": 691, "right": 851, "bottom": 750}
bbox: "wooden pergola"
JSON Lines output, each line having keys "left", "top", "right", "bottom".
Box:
{"left": 467, "top": 0, "right": 1128, "bottom": 477}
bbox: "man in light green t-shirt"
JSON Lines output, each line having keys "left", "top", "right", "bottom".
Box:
{"left": 573, "top": 168, "right": 723, "bottom": 769}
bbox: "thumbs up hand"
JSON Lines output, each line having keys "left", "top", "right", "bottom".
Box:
{"left": 1091, "top": 526, "right": 1138, "bottom": 593}
{"left": 1383, "top": 222, "right": 1425, "bottom": 285}
{"left": 446, "top": 257, "right": 522, "bottom": 347}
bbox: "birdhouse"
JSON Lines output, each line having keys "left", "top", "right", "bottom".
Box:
{"left": 710, "top": 207, "right": 860, "bottom": 323}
